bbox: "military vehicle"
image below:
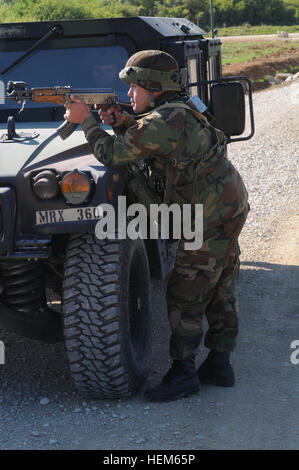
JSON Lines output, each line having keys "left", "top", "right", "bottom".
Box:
{"left": 0, "top": 16, "right": 254, "bottom": 398}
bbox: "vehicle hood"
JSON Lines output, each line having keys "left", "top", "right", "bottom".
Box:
{"left": 0, "top": 121, "right": 109, "bottom": 180}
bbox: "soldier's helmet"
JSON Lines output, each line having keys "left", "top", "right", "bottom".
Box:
{"left": 119, "top": 50, "right": 181, "bottom": 92}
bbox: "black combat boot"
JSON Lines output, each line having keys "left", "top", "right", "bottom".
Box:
{"left": 144, "top": 356, "right": 200, "bottom": 402}
{"left": 197, "top": 351, "right": 235, "bottom": 387}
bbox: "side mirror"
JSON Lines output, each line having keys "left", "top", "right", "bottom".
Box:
{"left": 185, "top": 76, "right": 255, "bottom": 143}
{"left": 209, "top": 77, "right": 255, "bottom": 143}
{"left": 210, "top": 81, "right": 245, "bottom": 136}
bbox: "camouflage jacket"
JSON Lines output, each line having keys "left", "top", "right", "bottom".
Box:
{"left": 82, "top": 95, "right": 248, "bottom": 225}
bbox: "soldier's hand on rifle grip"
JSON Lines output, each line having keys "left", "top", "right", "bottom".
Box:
{"left": 64, "top": 95, "right": 91, "bottom": 124}
{"left": 97, "top": 105, "right": 124, "bottom": 128}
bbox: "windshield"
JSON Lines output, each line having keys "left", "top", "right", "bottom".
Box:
{"left": 0, "top": 45, "right": 129, "bottom": 109}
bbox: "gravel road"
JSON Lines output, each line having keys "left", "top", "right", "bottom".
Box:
{"left": 0, "top": 81, "right": 298, "bottom": 451}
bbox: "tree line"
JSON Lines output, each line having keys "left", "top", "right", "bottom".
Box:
{"left": 0, "top": 0, "right": 297, "bottom": 26}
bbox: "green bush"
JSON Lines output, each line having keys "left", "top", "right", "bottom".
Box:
{"left": 0, "top": 0, "right": 297, "bottom": 26}
{"left": 26, "top": 1, "right": 95, "bottom": 21}
{"left": 0, "top": 0, "right": 97, "bottom": 21}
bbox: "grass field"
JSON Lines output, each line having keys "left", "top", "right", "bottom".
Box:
{"left": 214, "top": 24, "right": 299, "bottom": 36}
{"left": 221, "top": 40, "right": 299, "bottom": 64}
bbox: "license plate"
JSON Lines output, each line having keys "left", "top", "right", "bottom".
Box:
{"left": 36, "top": 206, "right": 103, "bottom": 225}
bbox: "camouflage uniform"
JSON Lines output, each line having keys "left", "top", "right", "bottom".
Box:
{"left": 82, "top": 92, "right": 249, "bottom": 361}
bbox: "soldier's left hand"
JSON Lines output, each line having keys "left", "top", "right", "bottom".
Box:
{"left": 64, "top": 95, "right": 91, "bottom": 124}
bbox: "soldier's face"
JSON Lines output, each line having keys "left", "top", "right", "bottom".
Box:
{"left": 128, "top": 84, "right": 150, "bottom": 113}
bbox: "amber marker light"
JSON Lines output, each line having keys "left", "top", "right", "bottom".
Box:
{"left": 107, "top": 185, "right": 113, "bottom": 202}
{"left": 61, "top": 171, "right": 92, "bottom": 205}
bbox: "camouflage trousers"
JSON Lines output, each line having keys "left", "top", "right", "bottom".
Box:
{"left": 166, "top": 205, "right": 249, "bottom": 360}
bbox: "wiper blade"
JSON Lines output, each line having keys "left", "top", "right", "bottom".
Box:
{"left": 1, "top": 25, "right": 63, "bottom": 75}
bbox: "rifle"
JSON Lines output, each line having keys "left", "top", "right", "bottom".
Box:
{"left": 3, "top": 81, "right": 130, "bottom": 140}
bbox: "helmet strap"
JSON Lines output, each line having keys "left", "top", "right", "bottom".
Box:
{"left": 149, "top": 91, "right": 155, "bottom": 108}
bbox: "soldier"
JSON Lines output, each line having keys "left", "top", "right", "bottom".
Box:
{"left": 64, "top": 50, "right": 249, "bottom": 402}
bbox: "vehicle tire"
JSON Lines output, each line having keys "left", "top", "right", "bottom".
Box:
{"left": 62, "top": 233, "right": 152, "bottom": 399}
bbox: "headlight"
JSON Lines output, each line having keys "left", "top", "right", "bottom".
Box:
{"left": 32, "top": 170, "right": 59, "bottom": 199}
{"left": 61, "top": 171, "right": 92, "bottom": 205}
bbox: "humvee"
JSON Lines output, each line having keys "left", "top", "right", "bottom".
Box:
{"left": 0, "top": 16, "right": 254, "bottom": 398}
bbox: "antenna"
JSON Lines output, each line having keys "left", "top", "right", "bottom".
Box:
{"left": 210, "top": 0, "right": 215, "bottom": 38}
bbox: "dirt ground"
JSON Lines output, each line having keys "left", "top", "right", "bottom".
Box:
{"left": 223, "top": 46, "right": 299, "bottom": 90}
{"left": 0, "top": 82, "right": 298, "bottom": 451}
